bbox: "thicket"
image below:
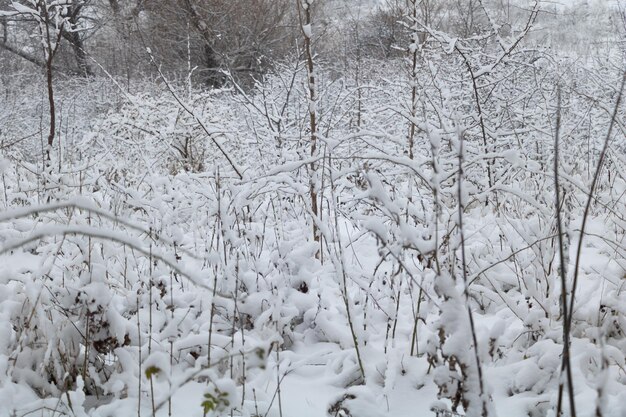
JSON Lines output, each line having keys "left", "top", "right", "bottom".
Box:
{"left": 0, "top": 1, "right": 625, "bottom": 417}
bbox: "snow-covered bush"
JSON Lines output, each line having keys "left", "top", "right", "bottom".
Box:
{"left": 0, "top": 2, "right": 625, "bottom": 415}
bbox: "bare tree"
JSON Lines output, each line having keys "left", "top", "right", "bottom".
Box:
{"left": 298, "top": 0, "right": 321, "bottom": 252}
{"left": 135, "top": 0, "right": 293, "bottom": 86}
{"left": 0, "top": 0, "right": 93, "bottom": 76}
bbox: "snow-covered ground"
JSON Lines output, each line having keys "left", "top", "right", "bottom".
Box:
{"left": 1, "top": 0, "right": 625, "bottom": 416}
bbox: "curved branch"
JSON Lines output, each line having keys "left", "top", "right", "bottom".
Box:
{"left": 0, "top": 41, "right": 80, "bottom": 76}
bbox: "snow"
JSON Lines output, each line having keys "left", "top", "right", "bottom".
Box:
{"left": 302, "top": 24, "right": 312, "bottom": 39}
{"left": 1, "top": 0, "right": 625, "bottom": 415}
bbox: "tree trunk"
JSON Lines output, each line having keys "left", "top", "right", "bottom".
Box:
{"left": 182, "top": 0, "right": 222, "bottom": 86}
{"left": 299, "top": 0, "right": 320, "bottom": 254}
{"left": 66, "top": 29, "right": 92, "bottom": 76}
{"left": 65, "top": 4, "right": 93, "bottom": 76}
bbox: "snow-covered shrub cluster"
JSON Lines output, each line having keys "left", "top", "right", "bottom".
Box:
{"left": 0, "top": 2, "right": 625, "bottom": 416}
